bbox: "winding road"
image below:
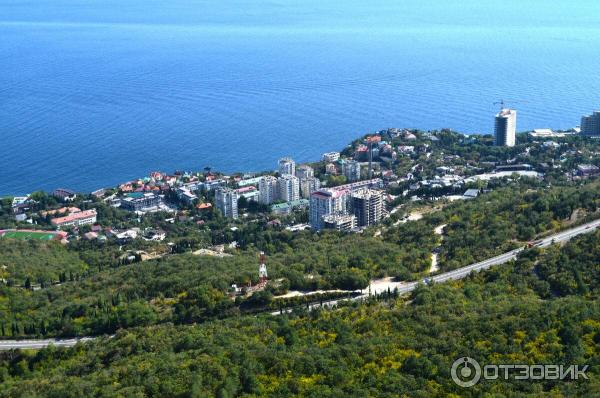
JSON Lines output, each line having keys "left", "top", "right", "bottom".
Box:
{"left": 2, "top": 218, "right": 600, "bottom": 350}
{"left": 273, "top": 218, "right": 600, "bottom": 314}
{"left": 0, "top": 337, "right": 94, "bottom": 350}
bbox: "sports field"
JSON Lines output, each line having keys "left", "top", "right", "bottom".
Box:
{"left": 0, "top": 230, "right": 59, "bottom": 241}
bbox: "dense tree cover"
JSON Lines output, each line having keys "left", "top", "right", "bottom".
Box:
{"left": 0, "top": 229, "right": 424, "bottom": 338}
{"left": 385, "top": 181, "right": 600, "bottom": 272}
{"left": 534, "top": 231, "right": 600, "bottom": 297}
{"left": 435, "top": 183, "right": 599, "bottom": 270}
{"left": 386, "top": 129, "right": 600, "bottom": 189}
{"left": 0, "top": 240, "right": 87, "bottom": 287}
{"left": 1, "top": 232, "right": 598, "bottom": 397}
{"left": 2, "top": 179, "right": 599, "bottom": 338}
{"left": 0, "top": 198, "right": 16, "bottom": 228}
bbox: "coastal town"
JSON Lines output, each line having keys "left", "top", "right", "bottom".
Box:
{"left": 2, "top": 107, "right": 600, "bottom": 397}
{"left": 4, "top": 1, "right": 600, "bottom": 395}
{"left": 2, "top": 107, "right": 600, "bottom": 249}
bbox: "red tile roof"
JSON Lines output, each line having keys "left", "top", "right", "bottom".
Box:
{"left": 51, "top": 210, "right": 97, "bottom": 226}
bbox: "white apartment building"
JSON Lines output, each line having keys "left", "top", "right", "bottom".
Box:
{"left": 278, "top": 157, "right": 296, "bottom": 176}
{"left": 322, "top": 152, "right": 340, "bottom": 162}
{"left": 295, "top": 164, "right": 314, "bottom": 180}
{"left": 309, "top": 188, "right": 349, "bottom": 230}
{"left": 215, "top": 187, "right": 239, "bottom": 219}
{"left": 342, "top": 159, "right": 362, "bottom": 182}
{"left": 322, "top": 213, "right": 356, "bottom": 232}
{"left": 259, "top": 176, "right": 279, "bottom": 205}
{"left": 277, "top": 174, "right": 300, "bottom": 202}
{"left": 300, "top": 176, "right": 321, "bottom": 198}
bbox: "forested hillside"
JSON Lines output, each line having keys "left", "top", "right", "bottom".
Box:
{"left": 0, "top": 240, "right": 87, "bottom": 287}
{"left": 1, "top": 231, "right": 598, "bottom": 397}
{"left": 1, "top": 181, "right": 599, "bottom": 338}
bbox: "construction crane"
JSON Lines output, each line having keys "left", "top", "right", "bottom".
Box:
{"left": 493, "top": 99, "right": 507, "bottom": 109}
{"left": 493, "top": 99, "right": 528, "bottom": 110}
{"left": 364, "top": 135, "right": 381, "bottom": 179}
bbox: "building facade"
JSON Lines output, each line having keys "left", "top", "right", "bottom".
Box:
{"left": 51, "top": 209, "right": 97, "bottom": 228}
{"left": 342, "top": 159, "right": 362, "bottom": 182}
{"left": 351, "top": 188, "right": 384, "bottom": 227}
{"left": 259, "top": 176, "right": 279, "bottom": 205}
{"left": 322, "top": 152, "right": 340, "bottom": 162}
{"left": 277, "top": 174, "right": 300, "bottom": 202}
{"left": 278, "top": 157, "right": 296, "bottom": 176}
{"left": 271, "top": 199, "right": 310, "bottom": 215}
{"left": 299, "top": 176, "right": 321, "bottom": 198}
{"left": 235, "top": 186, "right": 260, "bottom": 202}
{"left": 309, "top": 188, "right": 349, "bottom": 230}
{"left": 325, "top": 163, "right": 338, "bottom": 175}
{"left": 52, "top": 188, "right": 77, "bottom": 201}
{"left": 494, "top": 108, "right": 517, "bottom": 147}
{"left": 295, "top": 164, "right": 314, "bottom": 180}
{"left": 581, "top": 110, "right": 600, "bottom": 136}
{"left": 215, "top": 187, "right": 239, "bottom": 219}
{"left": 120, "top": 193, "right": 163, "bottom": 212}
{"left": 176, "top": 187, "right": 197, "bottom": 204}
{"left": 322, "top": 214, "right": 356, "bottom": 232}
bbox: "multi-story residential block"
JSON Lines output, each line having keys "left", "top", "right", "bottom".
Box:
{"left": 351, "top": 188, "right": 384, "bottom": 227}
{"left": 299, "top": 176, "right": 321, "bottom": 198}
{"left": 259, "top": 176, "right": 279, "bottom": 205}
{"left": 51, "top": 209, "right": 97, "bottom": 228}
{"left": 581, "top": 110, "right": 600, "bottom": 136}
{"left": 342, "top": 159, "right": 362, "bottom": 182}
{"left": 322, "top": 213, "right": 356, "bottom": 232}
{"left": 277, "top": 174, "right": 300, "bottom": 202}
{"left": 235, "top": 186, "right": 260, "bottom": 202}
{"left": 337, "top": 178, "right": 383, "bottom": 191}
{"left": 278, "top": 157, "right": 296, "bottom": 176}
{"left": 309, "top": 188, "right": 349, "bottom": 230}
{"left": 325, "top": 163, "right": 338, "bottom": 175}
{"left": 308, "top": 178, "right": 384, "bottom": 231}
{"left": 120, "top": 193, "right": 163, "bottom": 212}
{"left": 215, "top": 187, "right": 239, "bottom": 219}
{"left": 322, "top": 152, "right": 340, "bottom": 162}
{"left": 176, "top": 187, "right": 197, "bottom": 204}
{"left": 271, "top": 199, "right": 310, "bottom": 215}
{"left": 237, "top": 176, "right": 263, "bottom": 187}
{"left": 199, "top": 179, "right": 227, "bottom": 191}
{"left": 494, "top": 108, "right": 517, "bottom": 146}
{"left": 295, "top": 164, "right": 314, "bottom": 180}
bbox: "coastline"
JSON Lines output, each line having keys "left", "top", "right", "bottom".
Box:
{"left": 0, "top": 128, "right": 575, "bottom": 198}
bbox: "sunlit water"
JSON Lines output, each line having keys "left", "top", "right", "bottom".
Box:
{"left": 2, "top": 0, "right": 600, "bottom": 194}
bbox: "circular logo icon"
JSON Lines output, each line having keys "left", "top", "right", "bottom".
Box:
{"left": 451, "top": 357, "right": 481, "bottom": 387}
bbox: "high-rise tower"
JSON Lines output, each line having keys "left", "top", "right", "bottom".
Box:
{"left": 494, "top": 108, "right": 517, "bottom": 147}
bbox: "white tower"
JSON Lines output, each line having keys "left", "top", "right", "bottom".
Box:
{"left": 259, "top": 251, "right": 268, "bottom": 283}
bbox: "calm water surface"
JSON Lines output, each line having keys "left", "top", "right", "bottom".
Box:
{"left": 2, "top": 0, "right": 600, "bottom": 194}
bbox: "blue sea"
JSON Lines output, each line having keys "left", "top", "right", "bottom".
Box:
{"left": 2, "top": 0, "right": 600, "bottom": 195}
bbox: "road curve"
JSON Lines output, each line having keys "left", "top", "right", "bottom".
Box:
{"left": 0, "top": 337, "right": 95, "bottom": 350}
{"left": 273, "top": 218, "right": 600, "bottom": 315}
{"left": 3, "top": 219, "right": 600, "bottom": 349}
